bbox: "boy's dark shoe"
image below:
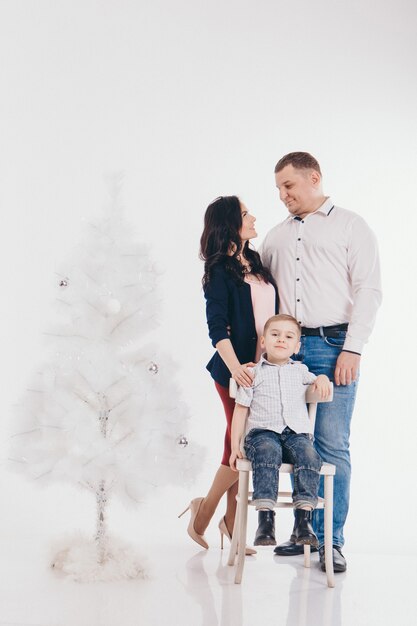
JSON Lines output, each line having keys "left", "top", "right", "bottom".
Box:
{"left": 319, "top": 545, "right": 347, "bottom": 572}
{"left": 293, "top": 509, "right": 319, "bottom": 547}
{"left": 254, "top": 510, "right": 276, "bottom": 546}
{"left": 274, "top": 514, "right": 319, "bottom": 555}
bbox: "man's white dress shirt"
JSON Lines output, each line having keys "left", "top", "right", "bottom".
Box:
{"left": 259, "top": 198, "right": 382, "bottom": 354}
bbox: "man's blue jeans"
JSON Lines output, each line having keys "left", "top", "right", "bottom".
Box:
{"left": 244, "top": 427, "right": 322, "bottom": 510}
{"left": 294, "top": 331, "right": 358, "bottom": 548}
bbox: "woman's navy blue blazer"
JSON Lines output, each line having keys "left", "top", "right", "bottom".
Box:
{"left": 204, "top": 264, "right": 279, "bottom": 388}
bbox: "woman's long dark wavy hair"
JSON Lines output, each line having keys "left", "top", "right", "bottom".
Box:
{"left": 199, "top": 195, "right": 275, "bottom": 287}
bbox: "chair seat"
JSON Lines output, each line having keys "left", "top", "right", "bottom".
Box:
{"left": 236, "top": 457, "right": 336, "bottom": 476}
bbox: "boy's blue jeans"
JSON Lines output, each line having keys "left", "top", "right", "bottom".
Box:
{"left": 244, "top": 427, "right": 322, "bottom": 510}
{"left": 294, "top": 332, "right": 359, "bottom": 548}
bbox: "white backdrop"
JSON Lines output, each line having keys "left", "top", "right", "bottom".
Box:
{"left": 1, "top": 0, "right": 416, "bottom": 557}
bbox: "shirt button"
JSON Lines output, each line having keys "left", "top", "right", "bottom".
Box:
{"left": 298, "top": 238, "right": 301, "bottom": 241}
{"left": 296, "top": 257, "right": 300, "bottom": 261}
{"left": 301, "top": 220, "right": 304, "bottom": 223}
{"left": 296, "top": 278, "right": 300, "bottom": 281}
{"left": 297, "top": 299, "right": 300, "bottom": 302}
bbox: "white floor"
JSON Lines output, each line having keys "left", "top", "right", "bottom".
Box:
{"left": 1, "top": 493, "right": 416, "bottom": 626}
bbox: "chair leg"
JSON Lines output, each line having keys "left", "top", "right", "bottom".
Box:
{"left": 324, "top": 474, "right": 335, "bottom": 588}
{"left": 227, "top": 492, "right": 240, "bottom": 566}
{"left": 303, "top": 544, "right": 311, "bottom": 568}
{"left": 234, "top": 470, "right": 249, "bottom": 584}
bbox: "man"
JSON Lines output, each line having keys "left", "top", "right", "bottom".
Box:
{"left": 259, "top": 152, "right": 382, "bottom": 572}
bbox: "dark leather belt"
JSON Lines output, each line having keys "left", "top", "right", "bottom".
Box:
{"left": 301, "top": 323, "right": 348, "bottom": 337}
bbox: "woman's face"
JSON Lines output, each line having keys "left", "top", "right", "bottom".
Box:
{"left": 239, "top": 202, "right": 257, "bottom": 242}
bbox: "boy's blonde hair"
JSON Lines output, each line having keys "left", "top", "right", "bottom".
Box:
{"left": 263, "top": 314, "right": 302, "bottom": 337}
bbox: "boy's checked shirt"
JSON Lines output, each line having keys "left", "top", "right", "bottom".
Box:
{"left": 236, "top": 355, "right": 317, "bottom": 436}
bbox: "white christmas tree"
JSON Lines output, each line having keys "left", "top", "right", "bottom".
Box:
{"left": 9, "top": 179, "right": 201, "bottom": 581}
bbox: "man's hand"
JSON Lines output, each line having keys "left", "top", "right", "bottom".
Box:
{"left": 334, "top": 351, "right": 361, "bottom": 386}
{"left": 229, "top": 448, "right": 243, "bottom": 471}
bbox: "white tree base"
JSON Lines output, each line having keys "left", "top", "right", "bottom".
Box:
{"left": 51, "top": 534, "right": 147, "bottom": 582}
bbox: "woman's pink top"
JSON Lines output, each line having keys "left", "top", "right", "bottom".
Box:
{"left": 244, "top": 275, "right": 276, "bottom": 362}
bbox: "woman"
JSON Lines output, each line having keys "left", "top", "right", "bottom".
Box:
{"left": 179, "top": 195, "right": 278, "bottom": 550}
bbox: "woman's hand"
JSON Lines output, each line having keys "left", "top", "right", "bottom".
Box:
{"left": 230, "top": 448, "right": 243, "bottom": 471}
{"left": 231, "top": 363, "right": 255, "bottom": 387}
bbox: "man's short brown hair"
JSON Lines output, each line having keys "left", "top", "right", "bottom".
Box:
{"left": 274, "top": 152, "right": 322, "bottom": 176}
{"left": 263, "top": 314, "right": 301, "bottom": 337}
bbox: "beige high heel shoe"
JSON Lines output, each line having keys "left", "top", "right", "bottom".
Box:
{"left": 218, "top": 516, "right": 257, "bottom": 556}
{"left": 178, "top": 497, "right": 209, "bottom": 549}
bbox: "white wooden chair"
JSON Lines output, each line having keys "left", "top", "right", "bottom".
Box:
{"left": 227, "top": 381, "right": 336, "bottom": 588}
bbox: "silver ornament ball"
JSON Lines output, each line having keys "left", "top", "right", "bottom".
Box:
{"left": 177, "top": 435, "right": 189, "bottom": 448}
{"left": 148, "top": 362, "right": 159, "bottom": 374}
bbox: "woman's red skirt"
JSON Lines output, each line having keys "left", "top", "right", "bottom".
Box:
{"left": 214, "top": 381, "right": 236, "bottom": 466}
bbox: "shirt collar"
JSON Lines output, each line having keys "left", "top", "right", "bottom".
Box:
{"left": 259, "top": 354, "right": 295, "bottom": 367}
{"left": 290, "top": 197, "right": 334, "bottom": 221}
{"left": 315, "top": 197, "right": 334, "bottom": 216}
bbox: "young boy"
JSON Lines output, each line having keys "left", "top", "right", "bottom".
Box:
{"left": 230, "top": 314, "right": 332, "bottom": 548}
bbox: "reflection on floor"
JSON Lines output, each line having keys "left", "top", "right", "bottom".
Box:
{"left": 0, "top": 473, "right": 414, "bottom": 626}
{"left": 0, "top": 527, "right": 415, "bottom": 626}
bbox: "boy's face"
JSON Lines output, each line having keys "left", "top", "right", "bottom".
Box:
{"left": 261, "top": 320, "right": 301, "bottom": 363}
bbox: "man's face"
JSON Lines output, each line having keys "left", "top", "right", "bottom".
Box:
{"left": 275, "top": 164, "right": 320, "bottom": 217}
{"left": 261, "top": 320, "right": 300, "bottom": 364}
